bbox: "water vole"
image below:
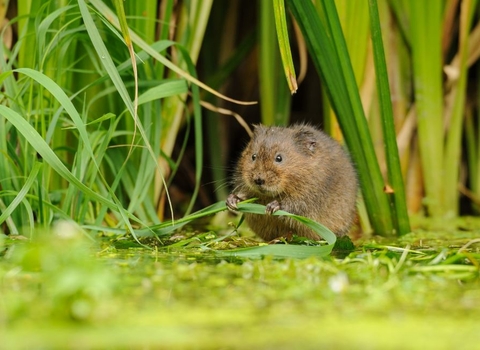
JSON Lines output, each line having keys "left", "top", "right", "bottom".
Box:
{"left": 226, "top": 124, "right": 358, "bottom": 241}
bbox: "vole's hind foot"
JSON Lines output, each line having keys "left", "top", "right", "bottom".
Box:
{"left": 267, "top": 231, "right": 294, "bottom": 244}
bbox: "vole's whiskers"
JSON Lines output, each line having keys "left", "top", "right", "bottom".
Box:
{"left": 211, "top": 180, "right": 231, "bottom": 194}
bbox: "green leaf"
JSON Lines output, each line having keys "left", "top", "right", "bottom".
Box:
{"left": 150, "top": 200, "right": 337, "bottom": 258}
{"left": 86, "top": 199, "right": 338, "bottom": 258}
{"left": 236, "top": 203, "right": 336, "bottom": 244}
{"left": 137, "top": 79, "right": 189, "bottom": 105}
{"left": 213, "top": 243, "right": 333, "bottom": 259}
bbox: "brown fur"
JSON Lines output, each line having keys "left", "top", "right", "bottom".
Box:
{"left": 227, "top": 124, "right": 358, "bottom": 241}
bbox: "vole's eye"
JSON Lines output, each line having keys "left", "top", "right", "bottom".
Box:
{"left": 275, "top": 154, "right": 283, "bottom": 163}
{"left": 252, "top": 154, "right": 257, "bottom": 161}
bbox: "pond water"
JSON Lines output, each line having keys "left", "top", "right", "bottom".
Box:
{"left": 1, "top": 220, "right": 480, "bottom": 349}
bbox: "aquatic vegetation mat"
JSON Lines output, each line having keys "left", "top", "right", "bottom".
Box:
{"left": 1, "top": 222, "right": 480, "bottom": 349}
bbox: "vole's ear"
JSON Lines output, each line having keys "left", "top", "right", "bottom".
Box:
{"left": 252, "top": 124, "right": 267, "bottom": 138}
{"left": 294, "top": 128, "right": 317, "bottom": 153}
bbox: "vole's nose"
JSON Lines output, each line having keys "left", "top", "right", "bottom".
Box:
{"left": 254, "top": 177, "right": 265, "bottom": 186}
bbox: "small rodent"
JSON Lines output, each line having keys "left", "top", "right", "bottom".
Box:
{"left": 226, "top": 124, "right": 358, "bottom": 241}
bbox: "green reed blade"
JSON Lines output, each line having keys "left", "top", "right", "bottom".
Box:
{"left": 259, "top": 0, "right": 291, "bottom": 126}
{"left": 368, "top": 0, "right": 411, "bottom": 235}
{"left": 408, "top": 0, "right": 444, "bottom": 217}
{"left": 273, "top": 0, "right": 297, "bottom": 93}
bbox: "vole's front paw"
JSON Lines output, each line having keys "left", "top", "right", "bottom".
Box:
{"left": 226, "top": 193, "right": 241, "bottom": 211}
{"left": 265, "top": 200, "right": 281, "bottom": 215}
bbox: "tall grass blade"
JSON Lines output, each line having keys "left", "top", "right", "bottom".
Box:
{"left": 259, "top": 0, "right": 291, "bottom": 126}
{"left": 368, "top": 0, "right": 410, "bottom": 235}
{"left": 273, "top": 0, "right": 297, "bottom": 93}
{"left": 113, "top": 0, "right": 139, "bottom": 158}
{"left": 138, "top": 79, "right": 189, "bottom": 105}
{"left": 14, "top": 68, "right": 96, "bottom": 164}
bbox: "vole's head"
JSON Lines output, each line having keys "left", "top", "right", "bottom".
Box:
{"left": 238, "top": 124, "right": 319, "bottom": 197}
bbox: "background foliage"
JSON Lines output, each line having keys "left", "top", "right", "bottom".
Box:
{"left": 0, "top": 0, "right": 479, "bottom": 238}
